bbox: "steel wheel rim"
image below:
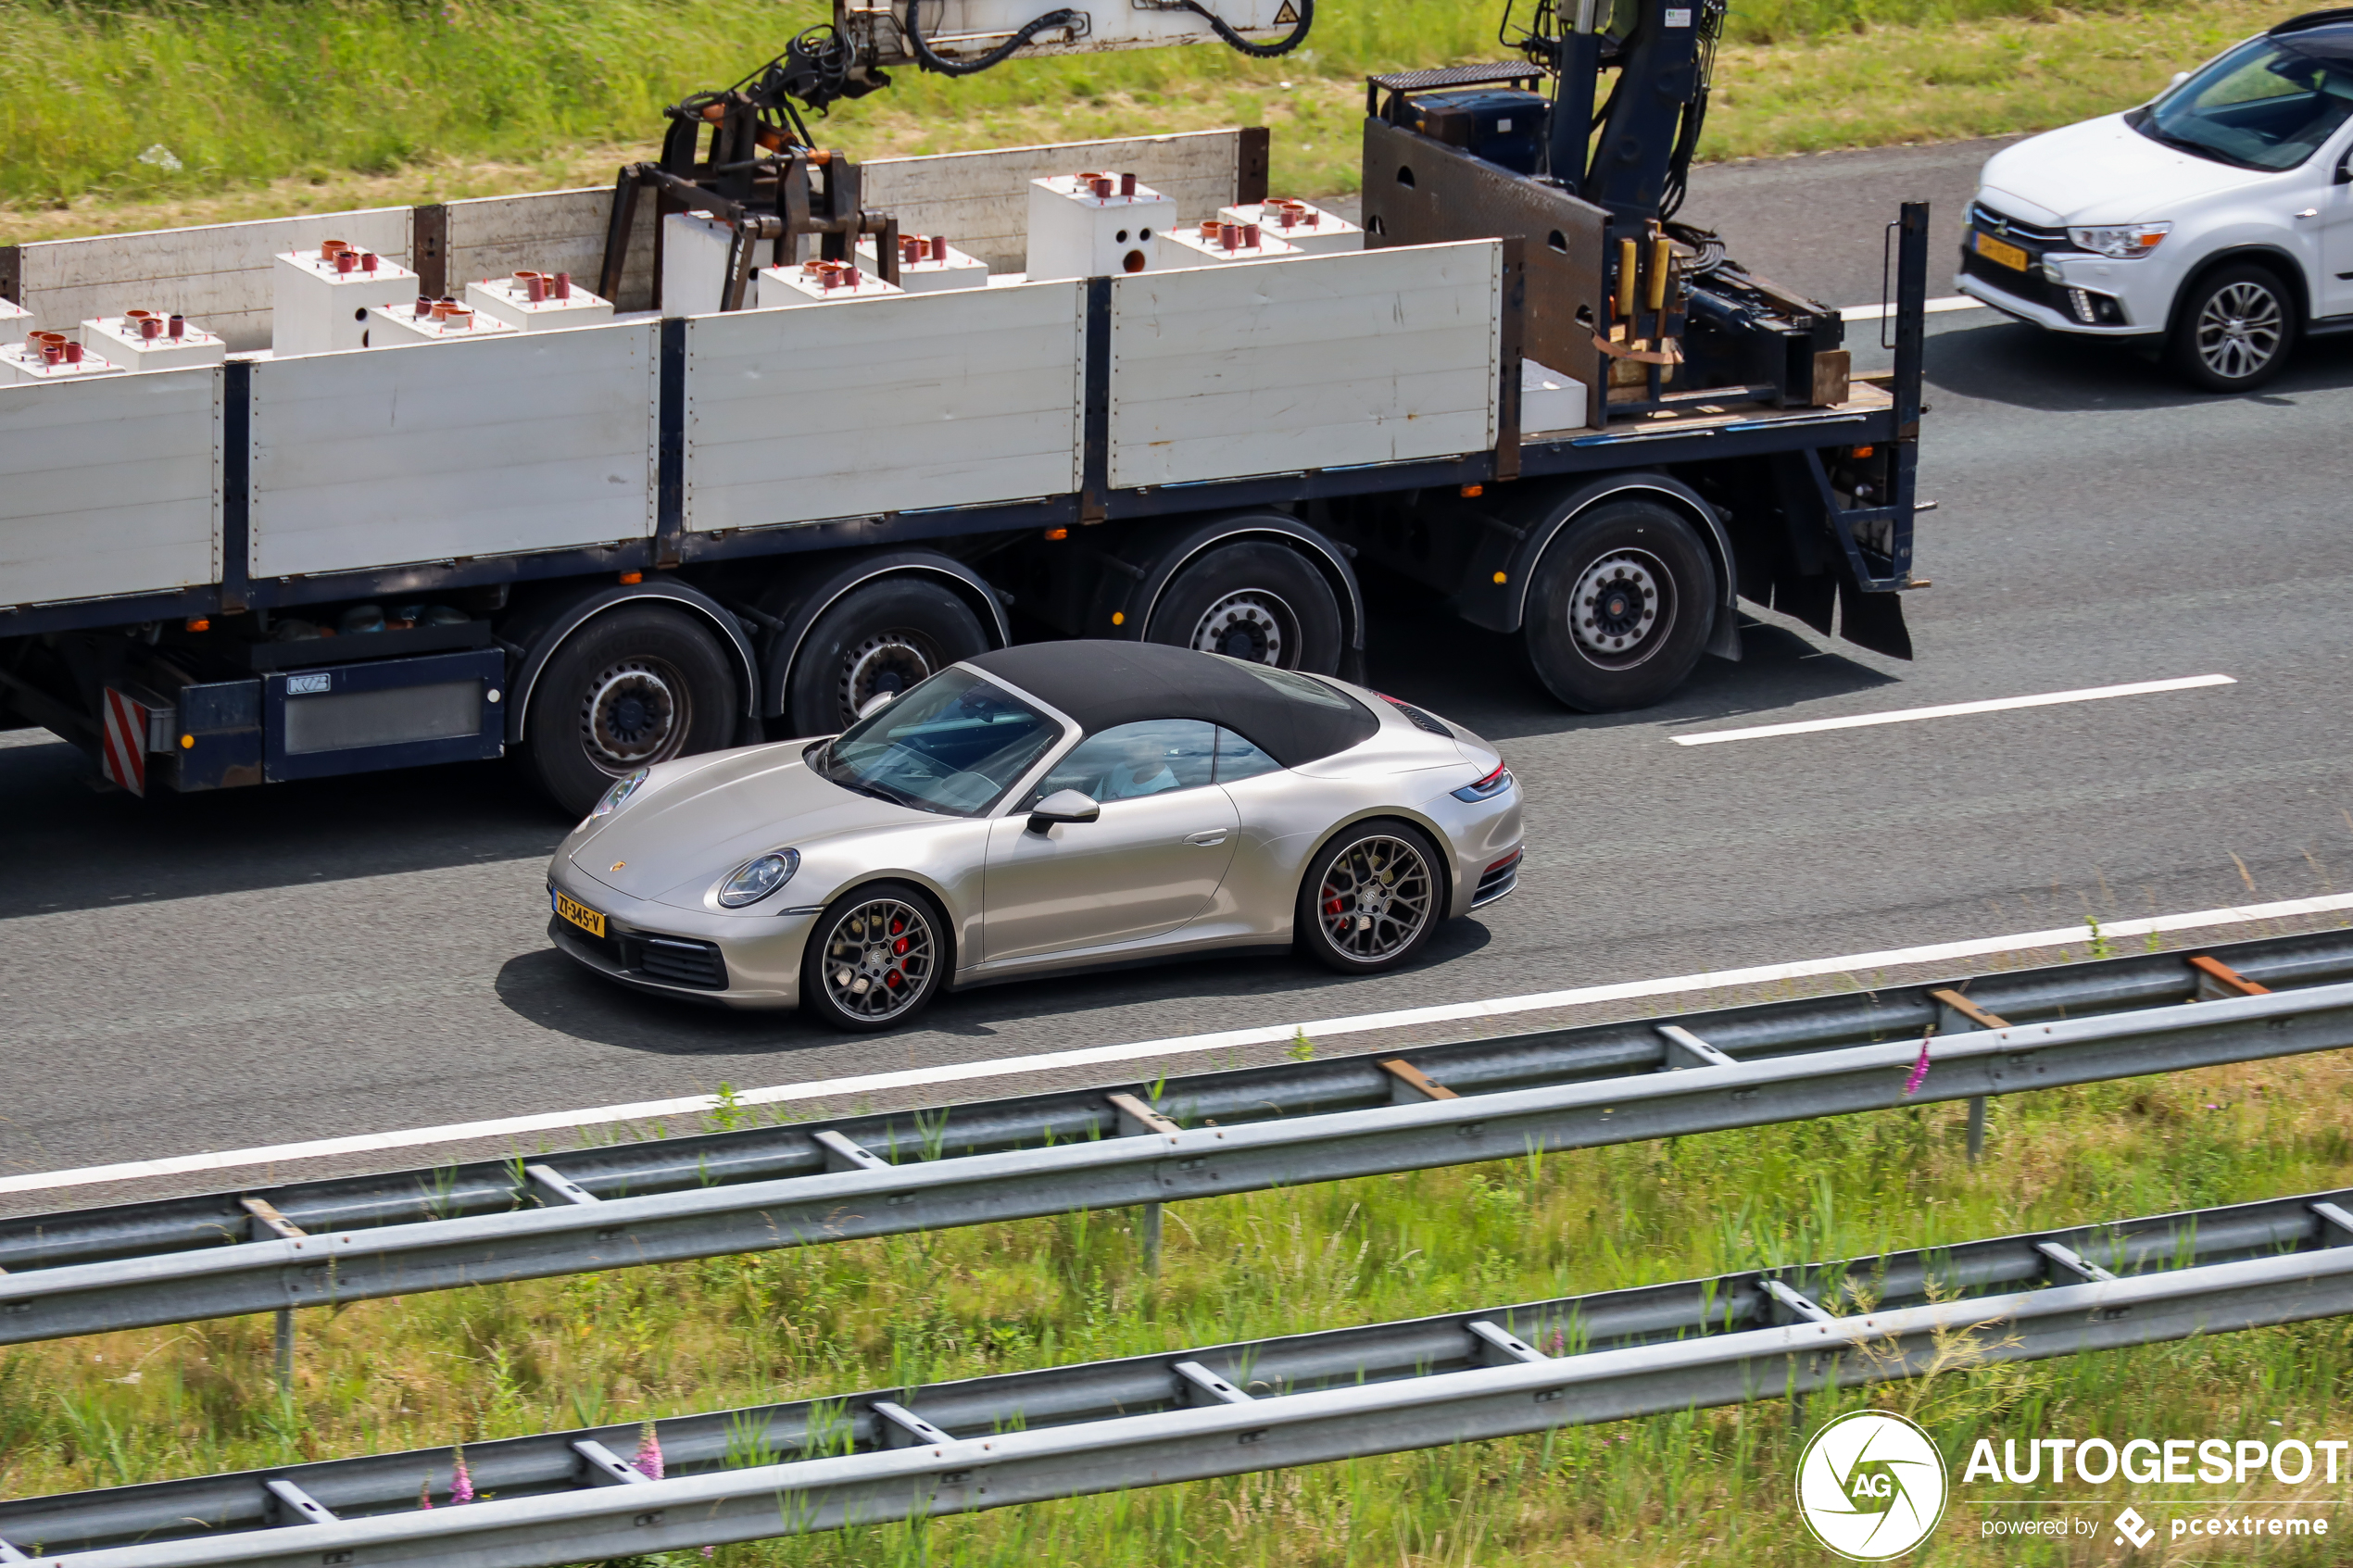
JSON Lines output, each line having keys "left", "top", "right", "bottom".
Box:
{"left": 821, "top": 897, "right": 936, "bottom": 1021}
{"left": 1317, "top": 835, "right": 1435, "bottom": 961}
{"left": 581, "top": 658, "right": 689, "bottom": 771}
{"left": 1189, "top": 589, "right": 1297, "bottom": 667}
{"left": 1568, "top": 548, "right": 1674, "bottom": 669}
{"left": 2196, "top": 282, "right": 2283, "bottom": 382}
{"left": 837, "top": 632, "right": 941, "bottom": 726}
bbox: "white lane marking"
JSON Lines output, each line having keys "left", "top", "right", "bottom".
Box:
{"left": 1670, "top": 674, "right": 2235, "bottom": 747}
{"left": 5, "top": 887, "right": 2348, "bottom": 1198}
{"left": 1840, "top": 295, "right": 1985, "bottom": 321}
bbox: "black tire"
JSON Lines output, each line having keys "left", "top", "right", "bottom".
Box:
{"left": 1147, "top": 540, "right": 1343, "bottom": 673}
{"left": 1295, "top": 819, "right": 1445, "bottom": 975}
{"left": 2167, "top": 261, "right": 2298, "bottom": 394}
{"left": 786, "top": 578, "right": 989, "bottom": 738}
{"left": 523, "top": 605, "right": 739, "bottom": 817}
{"left": 1521, "top": 500, "right": 1715, "bottom": 712}
{"left": 799, "top": 880, "right": 950, "bottom": 1032}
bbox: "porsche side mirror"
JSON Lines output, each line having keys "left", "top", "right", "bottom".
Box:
{"left": 1027, "top": 789, "right": 1101, "bottom": 833}
{"left": 856, "top": 689, "right": 899, "bottom": 720}
{"left": 2338, "top": 149, "right": 2353, "bottom": 185}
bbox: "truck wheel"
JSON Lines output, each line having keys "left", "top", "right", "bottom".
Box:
{"left": 1147, "top": 540, "right": 1342, "bottom": 673}
{"left": 1521, "top": 500, "right": 1715, "bottom": 711}
{"left": 786, "top": 578, "right": 989, "bottom": 738}
{"left": 524, "top": 605, "right": 739, "bottom": 817}
{"left": 2167, "top": 262, "right": 2298, "bottom": 393}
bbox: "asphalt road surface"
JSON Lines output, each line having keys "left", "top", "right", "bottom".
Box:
{"left": 8, "top": 137, "right": 2353, "bottom": 1211}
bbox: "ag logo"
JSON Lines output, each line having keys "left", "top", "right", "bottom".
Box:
{"left": 1795, "top": 1410, "right": 1948, "bottom": 1560}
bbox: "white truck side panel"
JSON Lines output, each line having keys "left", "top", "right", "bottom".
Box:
{"left": 247, "top": 323, "right": 658, "bottom": 580}
{"left": 684, "top": 282, "right": 1083, "bottom": 533}
{"left": 0, "top": 369, "right": 220, "bottom": 608}
{"left": 13, "top": 209, "right": 412, "bottom": 354}
{"left": 1107, "top": 242, "right": 1502, "bottom": 489}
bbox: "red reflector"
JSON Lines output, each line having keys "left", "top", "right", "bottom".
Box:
{"left": 1485, "top": 849, "right": 1522, "bottom": 874}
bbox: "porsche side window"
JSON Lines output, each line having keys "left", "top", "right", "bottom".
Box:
{"left": 1033, "top": 719, "right": 1217, "bottom": 804}
{"left": 1214, "top": 726, "right": 1281, "bottom": 783}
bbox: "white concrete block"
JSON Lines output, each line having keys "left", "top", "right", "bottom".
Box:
{"left": 1164, "top": 222, "right": 1300, "bottom": 266}
{"left": 2, "top": 344, "right": 128, "bottom": 384}
{"left": 753, "top": 261, "right": 904, "bottom": 309}
{"left": 1521, "top": 358, "right": 1589, "bottom": 433}
{"left": 661, "top": 211, "right": 737, "bottom": 318}
{"left": 1218, "top": 199, "right": 1363, "bottom": 256}
{"left": 465, "top": 272, "right": 616, "bottom": 332}
{"left": 0, "top": 298, "right": 31, "bottom": 346}
{"left": 366, "top": 300, "right": 522, "bottom": 345}
{"left": 271, "top": 244, "right": 418, "bottom": 357}
{"left": 855, "top": 235, "right": 990, "bottom": 294}
{"left": 82, "top": 314, "right": 229, "bottom": 372}
{"left": 1025, "top": 173, "right": 1177, "bottom": 281}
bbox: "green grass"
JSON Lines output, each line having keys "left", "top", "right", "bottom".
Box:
{"left": 7, "top": 1022, "right": 2353, "bottom": 1564}
{"left": 0, "top": 0, "right": 2287, "bottom": 233}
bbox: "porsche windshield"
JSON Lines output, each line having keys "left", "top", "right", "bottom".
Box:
{"left": 2139, "top": 33, "right": 2353, "bottom": 170}
{"left": 813, "top": 670, "right": 1063, "bottom": 816}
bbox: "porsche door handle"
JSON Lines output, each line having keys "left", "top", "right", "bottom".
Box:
{"left": 1185, "top": 830, "right": 1230, "bottom": 847}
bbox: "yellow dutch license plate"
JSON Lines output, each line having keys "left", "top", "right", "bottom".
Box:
{"left": 554, "top": 889, "right": 607, "bottom": 939}
{"left": 1974, "top": 230, "right": 2030, "bottom": 272}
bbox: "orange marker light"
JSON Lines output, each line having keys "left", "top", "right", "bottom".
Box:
{"left": 1043, "top": 527, "right": 1069, "bottom": 541}
{"left": 1851, "top": 445, "right": 1875, "bottom": 459}
{"left": 1112, "top": 611, "right": 1126, "bottom": 626}
{"left": 618, "top": 571, "right": 644, "bottom": 584}
{"left": 1492, "top": 571, "right": 1508, "bottom": 585}
{"left": 1460, "top": 483, "right": 1483, "bottom": 498}
{"left": 185, "top": 617, "right": 210, "bottom": 632}
{"left": 179, "top": 734, "right": 195, "bottom": 749}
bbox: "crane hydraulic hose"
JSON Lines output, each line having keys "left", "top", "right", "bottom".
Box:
{"left": 1174, "top": 0, "right": 1314, "bottom": 58}
{"left": 905, "top": 0, "right": 1084, "bottom": 74}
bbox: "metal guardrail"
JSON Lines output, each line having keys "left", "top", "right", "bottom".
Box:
{"left": 4, "top": 930, "right": 2351, "bottom": 1346}
{"left": 13, "top": 1182, "right": 2353, "bottom": 1566}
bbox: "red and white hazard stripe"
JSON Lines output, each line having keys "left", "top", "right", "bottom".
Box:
{"left": 100, "top": 686, "right": 148, "bottom": 797}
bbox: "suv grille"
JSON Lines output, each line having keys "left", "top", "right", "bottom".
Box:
{"left": 625, "top": 934, "right": 729, "bottom": 989}
{"left": 1969, "top": 203, "right": 2064, "bottom": 245}
{"left": 1379, "top": 694, "right": 1452, "bottom": 736}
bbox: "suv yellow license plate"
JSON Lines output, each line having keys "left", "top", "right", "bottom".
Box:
{"left": 1974, "top": 230, "right": 2030, "bottom": 272}
{"left": 554, "top": 890, "right": 607, "bottom": 939}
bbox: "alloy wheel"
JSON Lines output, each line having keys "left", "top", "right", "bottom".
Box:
{"left": 2195, "top": 281, "right": 2284, "bottom": 383}
{"left": 820, "top": 896, "right": 937, "bottom": 1022}
{"left": 1317, "top": 835, "right": 1436, "bottom": 961}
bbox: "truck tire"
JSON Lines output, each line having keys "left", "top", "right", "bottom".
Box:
{"left": 2167, "top": 261, "right": 2298, "bottom": 394}
{"left": 1147, "top": 540, "right": 1343, "bottom": 673}
{"left": 786, "top": 577, "right": 989, "bottom": 738}
{"left": 524, "top": 605, "right": 739, "bottom": 817}
{"left": 1521, "top": 499, "right": 1715, "bottom": 711}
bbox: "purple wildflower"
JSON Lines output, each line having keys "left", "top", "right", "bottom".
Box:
{"left": 451, "top": 1445, "right": 475, "bottom": 1505}
{"left": 1902, "top": 1036, "right": 1931, "bottom": 1098}
{"left": 417, "top": 1479, "right": 434, "bottom": 1512}
{"left": 635, "top": 1420, "right": 664, "bottom": 1481}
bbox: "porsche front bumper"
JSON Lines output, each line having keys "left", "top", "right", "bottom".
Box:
{"left": 546, "top": 870, "right": 820, "bottom": 1010}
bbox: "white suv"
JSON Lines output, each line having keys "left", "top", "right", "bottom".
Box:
{"left": 1957, "top": 8, "right": 2353, "bottom": 391}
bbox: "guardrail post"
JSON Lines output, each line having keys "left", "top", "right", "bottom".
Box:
{"left": 1966, "top": 1097, "right": 1987, "bottom": 1162}
{"left": 272, "top": 1309, "right": 294, "bottom": 1392}
{"left": 1140, "top": 1202, "right": 1164, "bottom": 1276}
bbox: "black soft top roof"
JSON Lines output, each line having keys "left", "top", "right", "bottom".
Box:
{"left": 966, "top": 641, "right": 1378, "bottom": 766}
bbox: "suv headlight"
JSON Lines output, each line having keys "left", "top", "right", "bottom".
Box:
{"left": 719, "top": 849, "right": 801, "bottom": 908}
{"left": 2066, "top": 222, "right": 2170, "bottom": 258}
{"left": 585, "top": 767, "right": 648, "bottom": 824}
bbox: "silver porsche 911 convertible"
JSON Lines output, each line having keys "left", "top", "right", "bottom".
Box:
{"left": 546, "top": 641, "right": 1521, "bottom": 1031}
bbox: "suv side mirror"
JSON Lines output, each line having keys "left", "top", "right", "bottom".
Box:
{"left": 1026, "top": 788, "right": 1101, "bottom": 834}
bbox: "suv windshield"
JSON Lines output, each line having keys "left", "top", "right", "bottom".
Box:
{"left": 812, "top": 669, "right": 1063, "bottom": 817}
{"left": 2139, "top": 33, "right": 2353, "bottom": 171}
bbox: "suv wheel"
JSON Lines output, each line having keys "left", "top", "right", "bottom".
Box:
{"left": 2168, "top": 262, "right": 2297, "bottom": 393}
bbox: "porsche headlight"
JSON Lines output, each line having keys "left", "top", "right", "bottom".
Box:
{"left": 587, "top": 767, "right": 648, "bottom": 824}
{"left": 2066, "top": 221, "right": 2170, "bottom": 259}
{"left": 718, "top": 849, "right": 801, "bottom": 908}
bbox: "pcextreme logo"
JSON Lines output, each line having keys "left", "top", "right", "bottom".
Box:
{"left": 1796, "top": 1411, "right": 1950, "bottom": 1561}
